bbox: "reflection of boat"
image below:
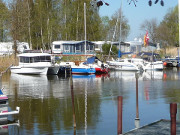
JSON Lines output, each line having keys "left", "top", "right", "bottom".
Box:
{"left": 0, "top": 120, "right": 19, "bottom": 134}
{"left": 95, "top": 73, "right": 109, "bottom": 78}
{"left": 10, "top": 53, "right": 60, "bottom": 75}
{"left": 109, "top": 71, "right": 137, "bottom": 80}
{"left": 72, "top": 74, "right": 96, "bottom": 79}
{"left": 10, "top": 74, "right": 49, "bottom": 98}
{"left": 139, "top": 71, "right": 164, "bottom": 80}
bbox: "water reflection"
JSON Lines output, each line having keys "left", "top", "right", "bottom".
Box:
{"left": 10, "top": 74, "right": 49, "bottom": 98}
{"left": 2, "top": 73, "right": 103, "bottom": 134}
{"left": 0, "top": 120, "right": 19, "bottom": 134}
{"left": 0, "top": 69, "right": 180, "bottom": 134}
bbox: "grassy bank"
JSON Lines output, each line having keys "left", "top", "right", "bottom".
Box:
{"left": 0, "top": 55, "right": 18, "bottom": 73}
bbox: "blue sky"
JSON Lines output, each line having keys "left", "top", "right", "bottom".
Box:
{"left": 99, "top": 0, "right": 178, "bottom": 41}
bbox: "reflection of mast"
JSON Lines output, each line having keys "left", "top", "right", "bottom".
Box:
{"left": 84, "top": 80, "right": 87, "bottom": 135}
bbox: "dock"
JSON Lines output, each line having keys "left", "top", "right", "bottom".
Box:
{"left": 124, "top": 119, "right": 180, "bottom": 135}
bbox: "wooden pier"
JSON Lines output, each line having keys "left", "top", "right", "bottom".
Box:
{"left": 124, "top": 119, "right": 180, "bottom": 135}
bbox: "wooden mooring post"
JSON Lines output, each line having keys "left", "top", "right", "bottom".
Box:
{"left": 117, "top": 96, "right": 123, "bottom": 135}
{"left": 70, "top": 76, "right": 76, "bottom": 132}
{"left": 135, "top": 73, "right": 140, "bottom": 128}
{"left": 170, "top": 103, "right": 177, "bottom": 135}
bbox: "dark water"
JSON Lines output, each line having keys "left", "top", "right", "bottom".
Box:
{"left": 1, "top": 68, "right": 180, "bottom": 134}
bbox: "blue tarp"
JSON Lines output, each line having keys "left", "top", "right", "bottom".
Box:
{"left": 118, "top": 50, "right": 121, "bottom": 58}
{"left": 0, "top": 89, "right": 3, "bottom": 95}
{"left": 83, "top": 57, "right": 96, "bottom": 64}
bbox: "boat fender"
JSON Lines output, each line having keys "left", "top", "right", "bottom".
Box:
{"left": 172, "top": 61, "right": 177, "bottom": 67}
{"left": 163, "top": 62, "right": 167, "bottom": 66}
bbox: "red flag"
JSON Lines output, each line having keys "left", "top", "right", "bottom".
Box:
{"left": 144, "top": 31, "right": 149, "bottom": 46}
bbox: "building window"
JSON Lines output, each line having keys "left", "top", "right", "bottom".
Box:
{"left": 54, "top": 45, "right": 60, "bottom": 49}
{"left": 64, "top": 45, "right": 70, "bottom": 52}
{"left": 76, "top": 44, "right": 81, "bottom": 51}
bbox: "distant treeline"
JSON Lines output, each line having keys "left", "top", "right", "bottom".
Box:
{"left": 0, "top": 0, "right": 130, "bottom": 50}
{"left": 0, "top": 0, "right": 178, "bottom": 52}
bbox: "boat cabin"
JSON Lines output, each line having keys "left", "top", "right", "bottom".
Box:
{"left": 18, "top": 53, "right": 51, "bottom": 64}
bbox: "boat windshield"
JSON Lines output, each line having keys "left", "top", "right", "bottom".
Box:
{"left": 20, "top": 56, "right": 51, "bottom": 63}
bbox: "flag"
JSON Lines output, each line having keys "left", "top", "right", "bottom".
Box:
{"left": 144, "top": 31, "right": 149, "bottom": 46}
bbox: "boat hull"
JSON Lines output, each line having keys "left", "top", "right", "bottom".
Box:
{"left": 143, "top": 62, "right": 163, "bottom": 71}
{"left": 10, "top": 66, "right": 49, "bottom": 75}
{"left": 71, "top": 67, "right": 96, "bottom": 74}
{"left": 95, "top": 67, "right": 109, "bottom": 73}
{"left": 47, "top": 66, "right": 60, "bottom": 75}
{"left": 109, "top": 65, "right": 139, "bottom": 71}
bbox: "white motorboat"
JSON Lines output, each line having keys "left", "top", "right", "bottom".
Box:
{"left": 142, "top": 61, "right": 164, "bottom": 71}
{"left": 130, "top": 57, "right": 163, "bottom": 71}
{"left": 10, "top": 53, "right": 59, "bottom": 75}
{"left": 107, "top": 58, "right": 142, "bottom": 71}
{"left": 137, "top": 52, "right": 164, "bottom": 71}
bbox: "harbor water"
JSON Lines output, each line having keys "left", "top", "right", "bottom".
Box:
{"left": 0, "top": 68, "right": 180, "bottom": 134}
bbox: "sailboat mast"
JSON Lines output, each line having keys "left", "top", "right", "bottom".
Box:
{"left": 118, "top": 0, "right": 122, "bottom": 57}
{"left": 84, "top": 3, "right": 87, "bottom": 56}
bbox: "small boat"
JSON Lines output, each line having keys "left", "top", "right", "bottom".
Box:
{"left": 107, "top": 58, "right": 141, "bottom": 71}
{"left": 10, "top": 53, "right": 60, "bottom": 75}
{"left": 143, "top": 61, "right": 164, "bottom": 71}
{"left": 0, "top": 88, "right": 20, "bottom": 120}
{"left": 137, "top": 52, "right": 164, "bottom": 71}
{"left": 84, "top": 56, "right": 109, "bottom": 74}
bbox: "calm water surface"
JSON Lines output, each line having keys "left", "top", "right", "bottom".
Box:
{"left": 1, "top": 68, "right": 180, "bottom": 134}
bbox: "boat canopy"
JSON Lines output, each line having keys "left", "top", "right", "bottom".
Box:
{"left": 137, "top": 52, "right": 159, "bottom": 56}
{"left": 83, "top": 56, "right": 101, "bottom": 64}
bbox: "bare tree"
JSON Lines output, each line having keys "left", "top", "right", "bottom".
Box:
{"left": 140, "top": 18, "right": 158, "bottom": 43}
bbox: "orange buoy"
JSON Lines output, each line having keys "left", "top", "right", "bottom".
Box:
{"left": 163, "top": 62, "right": 167, "bottom": 66}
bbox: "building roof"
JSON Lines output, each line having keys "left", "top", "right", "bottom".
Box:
{"left": 18, "top": 53, "right": 51, "bottom": 57}
{"left": 52, "top": 40, "right": 95, "bottom": 45}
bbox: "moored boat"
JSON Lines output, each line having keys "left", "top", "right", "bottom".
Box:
{"left": 137, "top": 52, "right": 164, "bottom": 71}
{"left": 84, "top": 56, "right": 109, "bottom": 74}
{"left": 107, "top": 58, "right": 141, "bottom": 71}
{"left": 10, "top": 53, "right": 60, "bottom": 75}
{"left": 0, "top": 88, "right": 20, "bottom": 121}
